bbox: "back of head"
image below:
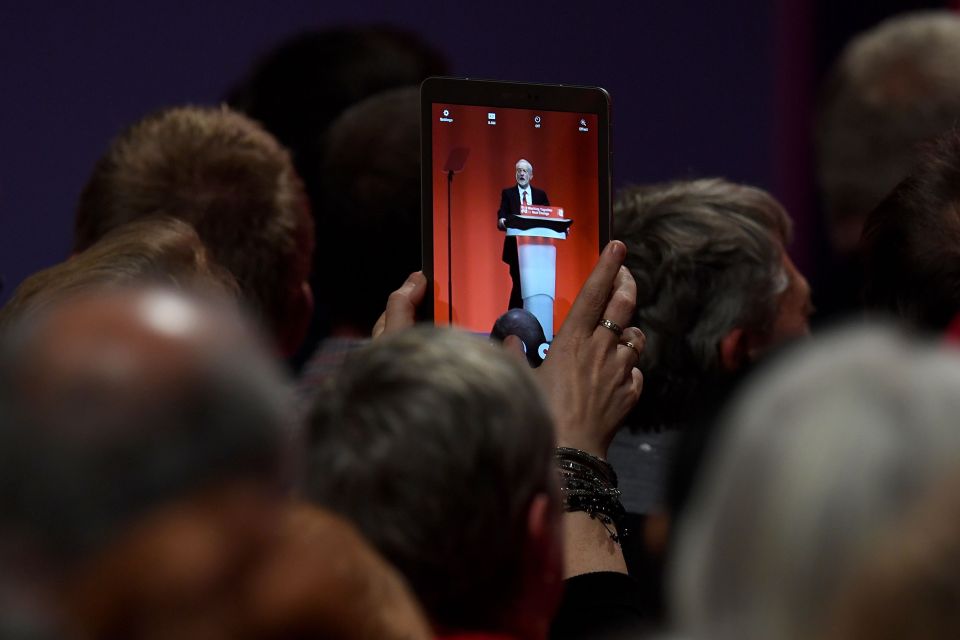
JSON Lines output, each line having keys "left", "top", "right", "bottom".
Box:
{"left": 0, "top": 217, "right": 238, "bottom": 332}
{"left": 227, "top": 26, "right": 446, "bottom": 184}
{"left": 66, "top": 502, "right": 433, "bottom": 640}
{"left": 817, "top": 11, "right": 960, "bottom": 254}
{"left": 316, "top": 86, "right": 422, "bottom": 333}
{"left": 823, "top": 467, "right": 960, "bottom": 640}
{"left": 491, "top": 308, "right": 548, "bottom": 367}
{"left": 0, "top": 287, "right": 296, "bottom": 565}
{"left": 614, "top": 179, "right": 791, "bottom": 430}
{"left": 305, "top": 327, "right": 556, "bottom": 632}
{"left": 74, "top": 106, "right": 313, "bottom": 347}
{"left": 671, "top": 324, "right": 960, "bottom": 640}
{"left": 861, "top": 129, "right": 960, "bottom": 332}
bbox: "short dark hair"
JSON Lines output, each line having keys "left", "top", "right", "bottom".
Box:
{"left": 490, "top": 308, "right": 547, "bottom": 368}
{"left": 614, "top": 179, "right": 791, "bottom": 429}
{"left": 314, "top": 87, "right": 422, "bottom": 332}
{"left": 861, "top": 129, "right": 960, "bottom": 331}
{"left": 305, "top": 327, "right": 556, "bottom": 630}
{"left": 74, "top": 106, "right": 313, "bottom": 338}
{"left": 226, "top": 26, "right": 447, "bottom": 201}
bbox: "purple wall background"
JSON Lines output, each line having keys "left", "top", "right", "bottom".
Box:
{"left": 1, "top": 1, "right": 786, "bottom": 305}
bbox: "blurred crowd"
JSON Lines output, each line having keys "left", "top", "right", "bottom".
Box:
{"left": 5, "top": 12, "right": 960, "bottom": 640}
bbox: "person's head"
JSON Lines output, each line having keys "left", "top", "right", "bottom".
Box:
{"left": 315, "top": 87, "right": 421, "bottom": 334}
{"left": 861, "top": 129, "right": 960, "bottom": 332}
{"left": 614, "top": 178, "right": 811, "bottom": 429}
{"left": 823, "top": 467, "right": 960, "bottom": 640}
{"left": 516, "top": 159, "right": 533, "bottom": 188}
{"left": 671, "top": 324, "right": 960, "bottom": 640}
{"left": 64, "top": 502, "right": 433, "bottom": 640}
{"left": 305, "top": 327, "right": 561, "bottom": 637}
{"left": 227, "top": 26, "right": 447, "bottom": 204}
{"left": 490, "top": 308, "right": 547, "bottom": 368}
{"left": 0, "top": 217, "right": 238, "bottom": 332}
{"left": 816, "top": 11, "right": 960, "bottom": 256}
{"left": 0, "top": 287, "right": 297, "bottom": 576}
{"left": 74, "top": 106, "right": 314, "bottom": 355}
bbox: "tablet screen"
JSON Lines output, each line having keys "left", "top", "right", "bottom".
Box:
{"left": 429, "top": 100, "right": 602, "bottom": 349}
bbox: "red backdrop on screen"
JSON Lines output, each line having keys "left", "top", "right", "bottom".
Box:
{"left": 432, "top": 103, "right": 600, "bottom": 334}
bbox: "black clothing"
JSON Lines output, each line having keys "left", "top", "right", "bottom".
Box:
{"left": 550, "top": 571, "right": 658, "bottom": 639}
{"left": 497, "top": 185, "right": 549, "bottom": 309}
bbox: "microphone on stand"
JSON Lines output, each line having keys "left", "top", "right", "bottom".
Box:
{"left": 442, "top": 147, "right": 469, "bottom": 325}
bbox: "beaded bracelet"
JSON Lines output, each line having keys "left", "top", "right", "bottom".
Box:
{"left": 555, "top": 447, "right": 618, "bottom": 487}
{"left": 563, "top": 490, "right": 629, "bottom": 543}
{"left": 555, "top": 446, "right": 628, "bottom": 543}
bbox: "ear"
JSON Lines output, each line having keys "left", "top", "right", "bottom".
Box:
{"left": 510, "top": 492, "right": 563, "bottom": 638}
{"left": 277, "top": 281, "right": 314, "bottom": 357}
{"left": 527, "top": 493, "right": 559, "bottom": 556}
{"left": 525, "top": 495, "right": 563, "bottom": 597}
{"left": 719, "top": 327, "right": 749, "bottom": 372}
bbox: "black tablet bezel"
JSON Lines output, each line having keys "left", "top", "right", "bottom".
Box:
{"left": 420, "top": 76, "right": 612, "bottom": 324}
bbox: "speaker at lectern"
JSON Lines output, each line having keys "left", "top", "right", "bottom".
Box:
{"left": 505, "top": 204, "right": 573, "bottom": 341}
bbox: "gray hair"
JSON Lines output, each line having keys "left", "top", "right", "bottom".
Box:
{"left": 614, "top": 178, "right": 791, "bottom": 429}
{"left": 817, "top": 11, "right": 960, "bottom": 229}
{"left": 305, "top": 326, "right": 556, "bottom": 630}
{"left": 671, "top": 324, "right": 960, "bottom": 640}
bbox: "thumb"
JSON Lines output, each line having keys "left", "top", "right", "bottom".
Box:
{"left": 502, "top": 335, "right": 529, "bottom": 366}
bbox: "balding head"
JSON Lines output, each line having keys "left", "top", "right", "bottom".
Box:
{"left": 0, "top": 287, "right": 296, "bottom": 564}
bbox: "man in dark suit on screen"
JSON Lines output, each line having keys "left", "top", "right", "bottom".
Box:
{"left": 497, "top": 158, "right": 550, "bottom": 310}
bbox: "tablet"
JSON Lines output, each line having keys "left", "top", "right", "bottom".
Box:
{"left": 421, "top": 77, "right": 611, "bottom": 355}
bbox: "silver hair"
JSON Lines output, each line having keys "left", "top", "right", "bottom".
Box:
{"left": 305, "top": 326, "right": 556, "bottom": 629}
{"left": 671, "top": 324, "right": 960, "bottom": 640}
{"left": 516, "top": 158, "right": 533, "bottom": 172}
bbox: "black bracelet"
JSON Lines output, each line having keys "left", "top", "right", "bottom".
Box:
{"left": 558, "top": 461, "right": 612, "bottom": 490}
{"left": 555, "top": 446, "right": 628, "bottom": 543}
{"left": 555, "top": 447, "right": 618, "bottom": 488}
{"left": 563, "top": 491, "right": 629, "bottom": 543}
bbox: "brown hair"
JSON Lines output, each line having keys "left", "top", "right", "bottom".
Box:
{"left": 0, "top": 217, "right": 238, "bottom": 332}
{"left": 74, "top": 106, "right": 313, "bottom": 338}
{"left": 861, "top": 129, "right": 960, "bottom": 332}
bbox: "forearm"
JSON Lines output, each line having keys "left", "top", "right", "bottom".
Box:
{"left": 562, "top": 511, "right": 627, "bottom": 578}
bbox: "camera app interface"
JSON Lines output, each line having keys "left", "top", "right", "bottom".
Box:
{"left": 431, "top": 103, "right": 600, "bottom": 360}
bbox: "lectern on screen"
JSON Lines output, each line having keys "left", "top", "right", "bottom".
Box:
{"left": 421, "top": 78, "right": 610, "bottom": 356}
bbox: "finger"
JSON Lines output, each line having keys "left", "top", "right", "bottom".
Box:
{"left": 593, "top": 267, "right": 637, "bottom": 344}
{"left": 614, "top": 327, "right": 645, "bottom": 367}
{"left": 372, "top": 312, "right": 387, "bottom": 339}
{"left": 561, "top": 241, "right": 627, "bottom": 338}
{"left": 501, "top": 335, "right": 529, "bottom": 366}
{"left": 620, "top": 326, "right": 646, "bottom": 356}
{"left": 383, "top": 271, "right": 427, "bottom": 336}
{"left": 630, "top": 367, "right": 644, "bottom": 401}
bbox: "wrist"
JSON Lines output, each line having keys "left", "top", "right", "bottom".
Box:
{"left": 555, "top": 433, "right": 608, "bottom": 459}
{"left": 554, "top": 447, "right": 627, "bottom": 546}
